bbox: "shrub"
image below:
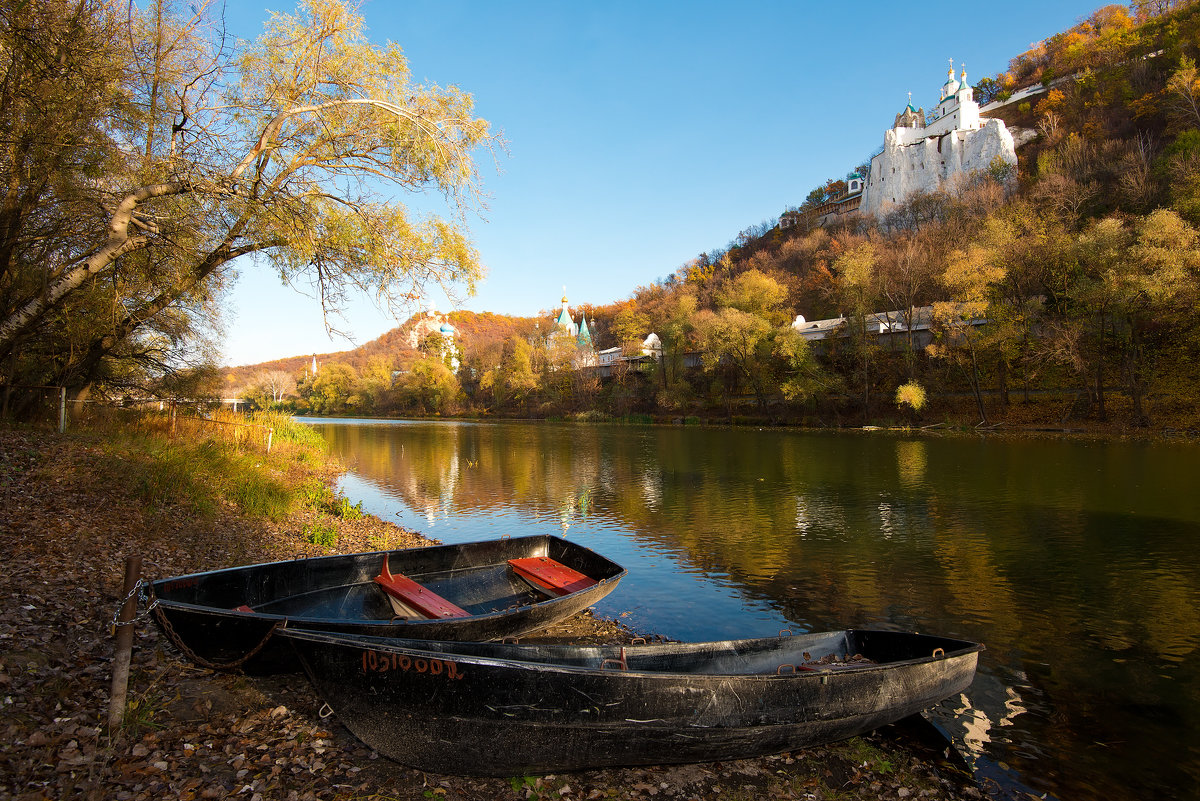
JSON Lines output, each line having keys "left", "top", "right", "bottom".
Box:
{"left": 304, "top": 520, "right": 338, "bottom": 548}
{"left": 896, "top": 381, "right": 927, "bottom": 412}
{"left": 298, "top": 478, "right": 364, "bottom": 519}
{"left": 331, "top": 495, "right": 364, "bottom": 520}
{"left": 570, "top": 410, "right": 611, "bottom": 422}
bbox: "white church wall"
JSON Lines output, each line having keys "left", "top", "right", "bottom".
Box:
{"left": 863, "top": 121, "right": 1015, "bottom": 219}
{"left": 863, "top": 118, "right": 1014, "bottom": 217}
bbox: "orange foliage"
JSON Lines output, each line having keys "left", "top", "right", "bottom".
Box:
{"left": 1040, "top": 89, "right": 1067, "bottom": 114}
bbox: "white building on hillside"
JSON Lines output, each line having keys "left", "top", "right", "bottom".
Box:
{"left": 406, "top": 302, "right": 459, "bottom": 369}
{"left": 861, "top": 62, "right": 1017, "bottom": 219}
{"left": 551, "top": 290, "right": 598, "bottom": 368}
{"left": 554, "top": 290, "right": 593, "bottom": 347}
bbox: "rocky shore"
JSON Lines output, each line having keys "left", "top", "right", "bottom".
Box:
{"left": 0, "top": 425, "right": 988, "bottom": 800}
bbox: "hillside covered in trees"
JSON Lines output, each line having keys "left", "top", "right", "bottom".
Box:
{"left": 5, "top": 0, "right": 1199, "bottom": 432}
{"left": 221, "top": 1, "right": 1200, "bottom": 430}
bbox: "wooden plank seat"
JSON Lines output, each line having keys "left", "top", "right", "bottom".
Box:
{"left": 374, "top": 556, "right": 470, "bottom": 619}
{"left": 507, "top": 556, "right": 598, "bottom": 597}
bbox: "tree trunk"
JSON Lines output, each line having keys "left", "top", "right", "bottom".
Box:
{"left": 966, "top": 346, "right": 988, "bottom": 425}
{"left": 862, "top": 359, "right": 870, "bottom": 416}
{"left": 53, "top": 239, "right": 257, "bottom": 390}
{"left": 1127, "top": 318, "right": 1150, "bottom": 428}
{"left": 0, "top": 180, "right": 189, "bottom": 363}
{"left": 904, "top": 310, "right": 917, "bottom": 380}
{"left": 997, "top": 358, "right": 1009, "bottom": 408}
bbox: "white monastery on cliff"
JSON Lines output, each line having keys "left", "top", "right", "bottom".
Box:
{"left": 406, "top": 302, "right": 457, "bottom": 350}
{"left": 405, "top": 302, "right": 459, "bottom": 368}
{"left": 860, "top": 61, "right": 1017, "bottom": 219}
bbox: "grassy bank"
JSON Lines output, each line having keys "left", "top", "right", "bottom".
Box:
{"left": 56, "top": 408, "right": 403, "bottom": 556}
{"left": 80, "top": 409, "right": 332, "bottom": 522}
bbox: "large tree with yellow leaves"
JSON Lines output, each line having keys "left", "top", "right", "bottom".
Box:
{"left": 0, "top": 0, "right": 495, "bottom": 398}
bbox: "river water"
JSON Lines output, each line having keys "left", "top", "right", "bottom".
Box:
{"left": 301, "top": 418, "right": 1200, "bottom": 801}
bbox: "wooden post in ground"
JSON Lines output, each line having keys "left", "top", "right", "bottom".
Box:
{"left": 108, "top": 555, "right": 143, "bottom": 736}
{"left": 58, "top": 387, "right": 66, "bottom": 433}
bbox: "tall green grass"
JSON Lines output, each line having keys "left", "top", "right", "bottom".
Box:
{"left": 296, "top": 477, "right": 364, "bottom": 519}
{"left": 250, "top": 410, "right": 327, "bottom": 451}
{"left": 87, "top": 410, "right": 332, "bottom": 521}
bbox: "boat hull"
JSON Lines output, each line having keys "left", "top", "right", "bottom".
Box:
{"left": 282, "top": 628, "right": 982, "bottom": 775}
{"left": 148, "top": 535, "right": 625, "bottom": 674}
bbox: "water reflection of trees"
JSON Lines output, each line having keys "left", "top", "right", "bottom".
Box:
{"left": 319, "top": 422, "right": 1200, "bottom": 801}
{"left": 325, "top": 424, "right": 1200, "bottom": 664}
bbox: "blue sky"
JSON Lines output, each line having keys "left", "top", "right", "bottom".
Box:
{"left": 221, "top": 0, "right": 1103, "bottom": 366}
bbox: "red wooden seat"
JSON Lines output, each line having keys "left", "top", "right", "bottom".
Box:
{"left": 508, "top": 556, "right": 597, "bottom": 597}
{"left": 374, "top": 556, "right": 470, "bottom": 619}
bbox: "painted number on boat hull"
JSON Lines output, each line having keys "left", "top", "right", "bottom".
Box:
{"left": 361, "top": 650, "right": 466, "bottom": 680}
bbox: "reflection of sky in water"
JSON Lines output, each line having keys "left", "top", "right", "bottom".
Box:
{"left": 313, "top": 420, "right": 1200, "bottom": 801}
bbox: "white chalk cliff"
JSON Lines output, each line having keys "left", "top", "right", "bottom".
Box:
{"left": 861, "top": 63, "right": 1017, "bottom": 219}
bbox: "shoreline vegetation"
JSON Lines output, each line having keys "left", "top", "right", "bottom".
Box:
{"left": 0, "top": 413, "right": 994, "bottom": 801}
{"left": 294, "top": 397, "right": 1200, "bottom": 443}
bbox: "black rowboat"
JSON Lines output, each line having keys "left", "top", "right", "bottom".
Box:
{"left": 148, "top": 535, "right": 625, "bottom": 674}
{"left": 280, "top": 628, "right": 983, "bottom": 775}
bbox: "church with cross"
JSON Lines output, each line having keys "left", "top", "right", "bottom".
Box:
{"left": 553, "top": 289, "right": 594, "bottom": 348}
{"left": 859, "top": 60, "right": 1018, "bottom": 219}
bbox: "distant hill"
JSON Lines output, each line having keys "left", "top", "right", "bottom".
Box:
{"left": 222, "top": 309, "right": 539, "bottom": 389}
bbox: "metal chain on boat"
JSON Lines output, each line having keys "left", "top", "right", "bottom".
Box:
{"left": 144, "top": 581, "right": 284, "bottom": 671}
{"left": 110, "top": 578, "right": 156, "bottom": 634}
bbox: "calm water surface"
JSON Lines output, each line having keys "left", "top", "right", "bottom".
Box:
{"left": 302, "top": 418, "right": 1200, "bottom": 801}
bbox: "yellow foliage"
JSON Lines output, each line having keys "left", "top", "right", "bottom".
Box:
{"left": 942, "top": 222, "right": 1008, "bottom": 306}
{"left": 716, "top": 269, "right": 790, "bottom": 325}
{"left": 835, "top": 242, "right": 877, "bottom": 290}
{"left": 895, "top": 381, "right": 927, "bottom": 411}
